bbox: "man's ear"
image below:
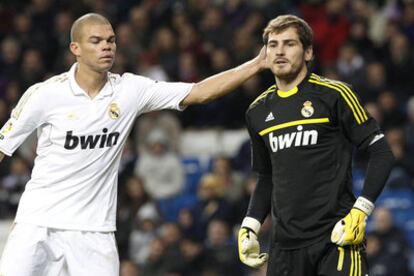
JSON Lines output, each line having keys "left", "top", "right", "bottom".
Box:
{"left": 69, "top": 42, "right": 80, "bottom": 57}
{"left": 304, "top": 46, "right": 313, "bottom": 63}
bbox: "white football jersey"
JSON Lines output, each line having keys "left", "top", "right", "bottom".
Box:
{"left": 0, "top": 63, "right": 193, "bottom": 231}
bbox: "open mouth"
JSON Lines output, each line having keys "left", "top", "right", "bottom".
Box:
{"left": 275, "top": 59, "right": 288, "bottom": 64}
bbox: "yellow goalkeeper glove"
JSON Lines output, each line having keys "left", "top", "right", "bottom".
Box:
{"left": 238, "top": 217, "right": 268, "bottom": 268}
{"left": 331, "top": 197, "right": 374, "bottom": 246}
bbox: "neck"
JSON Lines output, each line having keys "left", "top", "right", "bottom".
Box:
{"left": 75, "top": 63, "right": 108, "bottom": 99}
{"left": 275, "top": 66, "right": 308, "bottom": 92}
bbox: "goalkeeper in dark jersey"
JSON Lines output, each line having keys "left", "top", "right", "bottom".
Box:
{"left": 237, "top": 14, "right": 395, "bottom": 275}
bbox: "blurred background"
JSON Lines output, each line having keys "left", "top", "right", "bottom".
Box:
{"left": 0, "top": 0, "right": 413, "bottom": 275}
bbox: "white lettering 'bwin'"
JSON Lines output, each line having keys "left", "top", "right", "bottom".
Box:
{"left": 269, "top": 125, "right": 318, "bottom": 152}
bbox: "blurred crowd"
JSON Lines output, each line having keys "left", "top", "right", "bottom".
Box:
{"left": 0, "top": 0, "right": 414, "bottom": 275}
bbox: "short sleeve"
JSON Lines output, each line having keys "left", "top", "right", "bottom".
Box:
{"left": 0, "top": 84, "right": 46, "bottom": 155}
{"left": 246, "top": 112, "right": 272, "bottom": 174}
{"left": 336, "top": 83, "right": 380, "bottom": 147}
{"left": 127, "top": 74, "right": 193, "bottom": 113}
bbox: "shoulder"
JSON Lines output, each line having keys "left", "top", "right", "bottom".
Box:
{"left": 11, "top": 73, "right": 70, "bottom": 118}
{"left": 307, "top": 73, "right": 356, "bottom": 97}
{"left": 119, "top": 72, "right": 154, "bottom": 86}
{"left": 248, "top": 84, "right": 276, "bottom": 111}
{"left": 24, "top": 72, "right": 70, "bottom": 97}
{"left": 309, "top": 73, "right": 368, "bottom": 124}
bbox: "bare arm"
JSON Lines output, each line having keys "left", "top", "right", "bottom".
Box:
{"left": 0, "top": 152, "right": 4, "bottom": 162}
{"left": 181, "top": 47, "right": 268, "bottom": 106}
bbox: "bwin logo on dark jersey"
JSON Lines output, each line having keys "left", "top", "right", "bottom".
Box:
{"left": 64, "top": 128, "right": 120, "bottom": 150}
{"left": 269, "top": 125, "right": 318, "bottom": 152}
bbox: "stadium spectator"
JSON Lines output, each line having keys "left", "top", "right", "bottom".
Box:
{"left": 0, "top": 37, "right": 21, "bottom": 79}
{"left": 404, "top": 96, "right": 414, "bottom": 156}
{"left": 0, "top": 155, "right": 29, "bottom": 218}
{"left": 117, "top": 175, "right": 155, "bottom": 261}
{"left": 383, "top": 32, "right": 414, "bottom": 98}
{"left": 203, "top": 219, "right": 241, "bottom": 275}
{"left": 134, "top": 128, "right": 184, "bottom": 201}
{"left": 190, "top": 174, "right": 231, "bottom": 241}
{"left": 210, "top": 155, "right": 244, "bottom": 203}
{"left": 129, "top": 202, "right": 160, "bottom": 266}
{"left": 358, "top": 61, "right": 388, "bottom": 103}
{"left": 368, "top": 207, "right": 411, "bottom": 275}
{"left": 115, "top": 22, "right": 141, "bottom": 68}
{"left": 377, "top": 90, "right": 407, "bottom": 130}
{"left": 176, "top": 238, "right": 205, "bottom": 275}
{"left": 300, "top": 0, "right": 350, "bottom": 66}
{"left": 141, "top": 237, "right": 168, "bottom": 276}
{"left": 199, "top": 7, "right": 230, "bottom": 49}
{"left": 120, "top": 260, "right": 141, "bottom": 276}
{"left": 384, "top": 128, "right": 414, "bottom": 189}
{"left": 336, "top": 42, "right": 365, "bottom": 85}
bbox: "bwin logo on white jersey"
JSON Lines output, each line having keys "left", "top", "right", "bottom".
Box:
{"left": 268, "top": 125, "right": 318, "bottom": 152}
{"left": 64, "top": 128, "right": 120, "bottom": 150}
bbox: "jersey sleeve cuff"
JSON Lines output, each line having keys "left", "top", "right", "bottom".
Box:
{"left": 354, "top": 196, "right": 374, "bottom": 215}
{"left": 177, "top": 83, "right": 195, "bottom": 111}
{"left": 241, "top": 216, "right": 261, "bottom": 234}
{"left": 0, "top": 147, "right": 13, "bottom": 157}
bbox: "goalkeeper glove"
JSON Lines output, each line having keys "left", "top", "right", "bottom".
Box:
{"left": 331, "top": 196, "right": 374, "bottom": 246}
{"left": 238, "top": 217, "right": 268, "bottom": 268}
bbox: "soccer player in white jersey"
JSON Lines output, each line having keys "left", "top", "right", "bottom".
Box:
{"left": 0, "top": 13, "right": 268, "bottom": 276}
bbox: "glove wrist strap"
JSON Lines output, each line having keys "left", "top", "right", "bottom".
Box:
{"left": 354, "top": 196, "right": 374, "bottom": 215}
{"left": 241, "top": 217, "right": 261, "bottom": 234}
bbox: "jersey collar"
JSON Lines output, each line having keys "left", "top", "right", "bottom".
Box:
{"left": 277, "top": 86, "right": 298, "bottom": 98}
{"left": 69, "top": 63, "right": 114, "bottom": 98}
{"left": 276, "top": 71, "right": 311, "bottom": 98}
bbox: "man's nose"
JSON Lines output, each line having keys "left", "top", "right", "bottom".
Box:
{"left": 102, "top": 41, "right": 112, "bottom": 50}
{"left": 275, "top": 46, "right": 285, "bottom": 56}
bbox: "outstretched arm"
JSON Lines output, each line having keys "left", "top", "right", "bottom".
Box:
{"left": 181, "top": 47, "right": 267, "bottom": 106}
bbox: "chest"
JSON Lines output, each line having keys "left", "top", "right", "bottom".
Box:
{"left": 253, "top": 94, "right": 338, "bottom": 153}
{"left": 42, "top": 92, "right": 137, "bottom": 151}
{"left": 49, "top": 96, "right": 124, "bottom": 132}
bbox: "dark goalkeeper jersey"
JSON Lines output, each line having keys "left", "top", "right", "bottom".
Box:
{"left": 245, "top": 72, "right": 380, "bottom": 249}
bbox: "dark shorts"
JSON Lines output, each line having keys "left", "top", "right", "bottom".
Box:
{"left": 267, "top": 237, "right": 368, "bottom": 276}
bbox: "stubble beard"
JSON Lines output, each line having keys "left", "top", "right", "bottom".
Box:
{"left": 274, "top": 64, "right": 302, "bottom": 83}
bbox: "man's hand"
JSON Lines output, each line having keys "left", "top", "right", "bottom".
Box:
{"left": 331, "top": 197, "right": 374, "bottom": 246}
{"left": 251, "top": 46, "right": 269, "bottom": 71}
{"left": 238, "top": 217, "right": 268, "bottom": 268}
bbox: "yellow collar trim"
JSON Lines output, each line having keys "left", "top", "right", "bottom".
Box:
{"left": 277, "top": 86, "right": 298, "bottom": 98}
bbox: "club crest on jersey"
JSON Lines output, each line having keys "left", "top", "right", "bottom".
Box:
{"left": 108, "top": 102, "right": 120, "bottom": 120}
{"left": 301, "top": 101, "right": 314, "bottom": 118}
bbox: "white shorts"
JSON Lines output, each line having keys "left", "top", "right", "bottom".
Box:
{"left": 0, "top": 223, "right": 119, "bottom": 276}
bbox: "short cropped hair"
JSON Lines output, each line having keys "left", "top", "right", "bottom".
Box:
{"left": 70, "top": 13, "right": 111, "bottom": 42}
{"left": 262, "top": 15, "right": 313, "bottom": 49}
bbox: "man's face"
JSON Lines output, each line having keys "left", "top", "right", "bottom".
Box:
{"left": 71, "top": 23, "right": 116, "bottom": 72}
{"left": 266, "top": 27, "right": 312, "bottom": 80}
